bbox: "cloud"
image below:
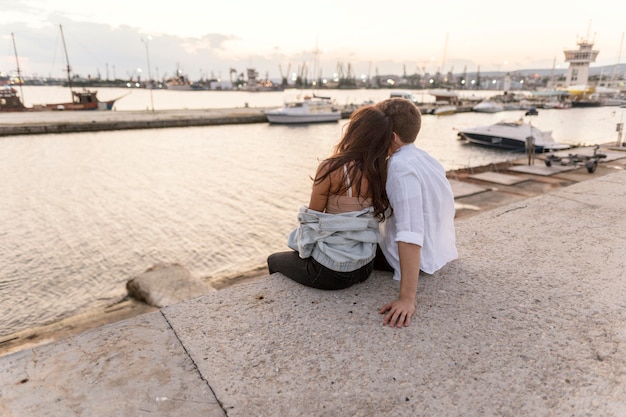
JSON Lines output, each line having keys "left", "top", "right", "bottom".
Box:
{"left": 2, "top": 2, "right": 624, "bottom": 83}
{"left": 2, "top": 18, "right": 238, "bottom": 80}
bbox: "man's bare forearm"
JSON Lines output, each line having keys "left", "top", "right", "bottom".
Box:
{"left": 397, "top": 241, "right": 421, "bottom": 301}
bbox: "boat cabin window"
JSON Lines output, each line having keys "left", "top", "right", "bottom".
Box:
{"left": 390, "top": 91, "right": 419, "bottom": 104}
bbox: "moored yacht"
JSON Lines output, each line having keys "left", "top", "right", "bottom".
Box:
{"left": 457, "top": 119, "right": 571, "bottom": 152}
{"left": 264, "top": 95, "right": 341, "bottom": 124}
{"left": 472, "top": 100, "right": 504, "bottom": 113}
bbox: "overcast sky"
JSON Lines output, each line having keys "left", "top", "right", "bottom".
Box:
{"left": 1, "top": 0, "right": 624, "bottom": 82}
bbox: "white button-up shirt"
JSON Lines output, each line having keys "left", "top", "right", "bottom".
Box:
{"left": 379, "top": 145, "right": 458, "bottom": 279}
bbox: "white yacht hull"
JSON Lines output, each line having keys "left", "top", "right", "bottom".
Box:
{"left": 264, "top": 96, "right": 342, "bottom": 124}
{"left": 472, "top": 101, "right": 504, "bottom": 113}
{"left": 458, "top": 121, "right": 571, "bottom": 152}
{"left": 264, "top": 112, "right": 341, "bottom": 124}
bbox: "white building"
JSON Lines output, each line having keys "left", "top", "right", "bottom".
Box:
{"left": 563, "top": 36, "right": 599, "bottom": 88}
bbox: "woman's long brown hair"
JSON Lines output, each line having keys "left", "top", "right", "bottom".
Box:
{"left": 313, "top": 105, "right": 393, "bottom": 220}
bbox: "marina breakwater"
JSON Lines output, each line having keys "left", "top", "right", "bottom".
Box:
{"left": 0, "top": 108, "right": 270, "bottom": 136}
{"left": 0, "top": 104, "right": 531, "bottom": 136}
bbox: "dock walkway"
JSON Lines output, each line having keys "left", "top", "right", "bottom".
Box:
{"left": 0, "top": 108, "right": 270, "bottom": 136}
{"left": 1, "top": 154, "right": 625, "bottom": 416}
{"left": 0, "top": 104, "right": 472, "bottom": 136}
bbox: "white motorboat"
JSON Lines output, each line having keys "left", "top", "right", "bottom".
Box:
{"left": 433, "top": 104, "right": 457, "bottom": 116}
{"left": 428, "top": 89, "right": 459, "bottom": 103}
{"left": 472, "top": 100, "right": 504, "bottom": 113}
{"left": 542, "top": 100, "right": 572, "bottom": 109}
{"left": 390, "top": 91, "right": 421, "bottom": 104}
{"left": 457, "top": 119, "right": 571, "bottom": 152}
{"left": 265, "top": 95, "right": 341, "bottom": 124}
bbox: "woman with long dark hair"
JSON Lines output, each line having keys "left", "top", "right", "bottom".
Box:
{"left": 267, "top": 105, "right": 393, "bottom": 290}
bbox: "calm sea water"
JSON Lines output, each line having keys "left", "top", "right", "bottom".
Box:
{"left": 2, "top": 86, "right": 624, "bottom": 337}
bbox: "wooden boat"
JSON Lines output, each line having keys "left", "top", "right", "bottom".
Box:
{"left": 39, "top": 25, "right": 123, "bottom": 111}
{"left": 2, "top": 28, "right": 124, "bottom": 112}
{"left": 0, "top": 86, "right": 28, "bottom": 112}
{"left": 1, "top": 33, "right": 28, "bottom": 112}
{"left": 35, "top": 89, "right": 118, "bottom": 111}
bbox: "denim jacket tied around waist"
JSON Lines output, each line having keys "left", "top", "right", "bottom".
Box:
{"left": 287, "top": 205, "right": 380, "bottom": 272}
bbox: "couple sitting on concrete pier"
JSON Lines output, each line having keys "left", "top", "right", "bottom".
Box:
{"left": 267, "top": 98, "right": 458, "bottom": 328}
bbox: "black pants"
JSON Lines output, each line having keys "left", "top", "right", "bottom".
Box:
{"left": 267, "top": 251, "right": 374, "bottom": 290}
{"left": 373, "top": 244, "right": 394, "bottom": 272}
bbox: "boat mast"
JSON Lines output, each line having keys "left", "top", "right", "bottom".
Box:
{"left": 10, "top": 32, "right": 25, "bottom": 102}
{"left": 441, "top": 32, "right": 449, "bottom": 86}
{"left": 610, "top": 32, "right": 624, "bottom": 82}
{"left": 59, "top": 24, "right": 74, "bottom": 99}
{"left": 312, "top": 35, "right": 320, "bottom": 95}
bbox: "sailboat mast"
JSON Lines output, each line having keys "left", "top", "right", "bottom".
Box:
{"left": 10, "top": 32, "right": 25, "bottom": 102}
{"left": 441, "top": 32, "right": 449, "bottom": 75}
{"left": 59, "top": 24, "right": 74, "bottom": 99}
{"left": 611, "top": 32, "right": 624, "bottom": 82}
{"left": 549, "top": 56, "right": 556, "bottom": 88}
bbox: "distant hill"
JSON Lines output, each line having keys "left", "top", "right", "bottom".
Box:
{"left": 477, "top": 63, "right": 626, "bottom": 78}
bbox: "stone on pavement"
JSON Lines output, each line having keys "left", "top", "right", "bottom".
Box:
{"left": 126, "top": 263, "right": 215, "bottom": 308}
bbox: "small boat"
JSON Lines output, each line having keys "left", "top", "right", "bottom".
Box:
{"left": 233, "top": 68, "right": 283, "bottom": 92}
{"left": 165, "top": 67, "right": 211, "bottom": 91}
{"left": 390, "top": 91, "right": 421, "bottom": 105}
{"left": 570, "top": 99, "right": 603, "bottom": 108}
{"left": 472, "top": 100, "right": 504, "bottom": 113}
{"left": 542, "top": 100, "right": 572, "bottom": 109}
{"left": 39, "top": 25, "right": 123, "bottom": 111}
{"left": 428, "top": 89, "right": 459, "bottom": 104}
{"left": 433, "top": 104, "right": 457, "bottom": 116}
{"left": 2, "top": 31, "right": 121, "bottom": 112}
{"left": 524, "top": 107, "right": 539, "bottom": 116}
{"left": 0, "top": 86, "right": 28, "bottom": 112}
{"left": 34, "top": 89, "right": 118, "bottom": 111}
{"left": 601, "top": 97, "right": 626, "bottom": 106}
{"left": 457, "top": 119, "right": 571, "bottom": 152}
{"left": 265, "top": 95, "right": 341, "bottom": 124}
{"left": 1, "top": 85, "right": 120, "bottom": 112}
{"left": 1, "top": 34, "right": 28, "bottom": 112}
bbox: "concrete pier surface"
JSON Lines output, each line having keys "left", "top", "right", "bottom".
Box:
{"left": 1, "top": 159, "right": 625, "bottom": 415}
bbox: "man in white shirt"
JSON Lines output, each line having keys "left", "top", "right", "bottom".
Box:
{"left": 374, "top": 98, "right": 458, "bottom": 328}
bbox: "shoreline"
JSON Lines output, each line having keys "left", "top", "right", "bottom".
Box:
{"left": 0, "top": 265, "right": 269, "bottom": 357}
{"left": 2, "top": 146, "right": 624, "bottom": 358}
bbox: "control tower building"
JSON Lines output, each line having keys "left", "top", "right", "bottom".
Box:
{"left": 563, "top": 36, "right": 599, "bottom": 87}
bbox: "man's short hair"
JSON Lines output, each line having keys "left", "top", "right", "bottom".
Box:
{"left": 375, "top": 98, "right": 422, "bottom": 144}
